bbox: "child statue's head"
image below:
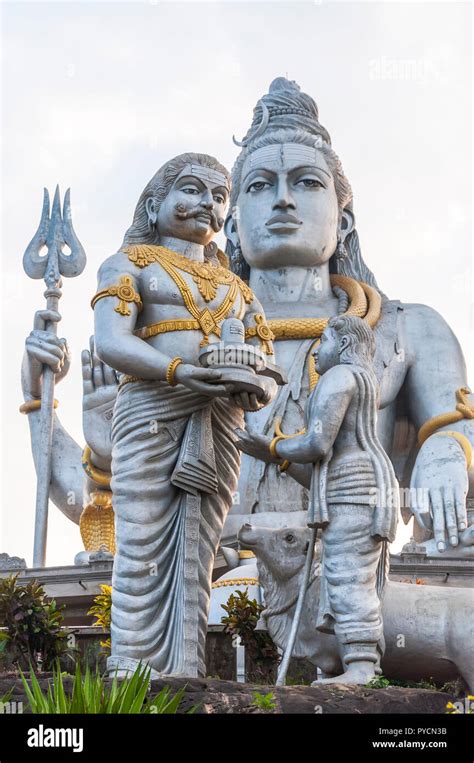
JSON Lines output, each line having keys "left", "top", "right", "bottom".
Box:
{"left": 314, "top": 315, "right": 376, "bottom": 374}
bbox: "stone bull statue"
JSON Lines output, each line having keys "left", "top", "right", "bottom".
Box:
{"left": 238, "top": 524, "right": 474, "bottom": 691}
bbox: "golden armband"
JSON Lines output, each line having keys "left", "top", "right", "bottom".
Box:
{"left": 91, "top": 275, "right": 143, "bottom": 316}
{"left": 245, "top": 314, "right": 275, "bottom": 355}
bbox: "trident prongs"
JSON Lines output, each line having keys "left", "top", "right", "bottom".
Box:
{"left": 23, "top": 185, "right": 86, "bottom": 286}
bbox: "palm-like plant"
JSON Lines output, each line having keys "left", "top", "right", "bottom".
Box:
{"left": 20, "top": 661, "right": 197, "bottom": 714}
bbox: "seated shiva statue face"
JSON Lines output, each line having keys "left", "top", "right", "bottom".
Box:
{"left": 225, "top": 78, "right": 377, "bottom": 288}
{"left": 229, "top": 136, "right": 354, "bottom": 270}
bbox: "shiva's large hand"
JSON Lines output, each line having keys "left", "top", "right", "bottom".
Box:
{"left": 410, "top": 434, "right": 469, "bottom": 552}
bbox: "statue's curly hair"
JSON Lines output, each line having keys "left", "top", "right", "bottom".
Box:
{"left": 328, "top": 315, "right": 376, "bottom": 366}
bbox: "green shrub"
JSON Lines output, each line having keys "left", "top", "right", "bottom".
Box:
{"left": 0, "top": 574, "right": 68, "bottom": 670}
{"left": 221, "top": 588, "right": 280, "bottom": 684}
{"left": 365, "top": 675, "right": 391, "bottom": 689}
{"left": 87, "top": 584, "right": 112, "bottom": 651}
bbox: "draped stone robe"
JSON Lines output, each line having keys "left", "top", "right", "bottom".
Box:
{"left": 109, "top": 379, "right": 243, "bottom": 677}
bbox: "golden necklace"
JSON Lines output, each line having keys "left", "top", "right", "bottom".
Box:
{"left": 262, "top": 275, "right": 382, "bottom": 391}
{"left": 124, "top": 244, "right": 254, "bottom": 346}
{"left": 266, "top": 275, "right": 381, "bottom": 340}
{"left": 124, "top": 244, "right": 253, "bottom": 303}
{"left": 124, "top": 245, "right": 381, "bottom": 363}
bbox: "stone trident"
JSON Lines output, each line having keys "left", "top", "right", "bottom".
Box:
{"left": 23, "top": 187, "right": 86, "bottom": 566}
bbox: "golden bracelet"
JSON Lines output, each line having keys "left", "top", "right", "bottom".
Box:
{"left": 82, "top": 446, "right": 112, "bottom": 488}
{"left": 166, "top": 357, "right": 183, "bottom": 387}
{"left": 269, "top": 438, "right": 291, "bottom": 471}
{"left": 269, "top": 434, "right": 285, "bottom": 459}
{"left": 20, "top": 399, "right": 59, "bottom": 414}
{"left": 430, "top": 431, "right": 473, "bottom": 469}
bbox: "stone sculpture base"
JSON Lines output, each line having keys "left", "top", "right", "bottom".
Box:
{"left": 0, "top": 673, "right": 461, "bottom": 715}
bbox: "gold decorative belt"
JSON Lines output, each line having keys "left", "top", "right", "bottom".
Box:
{"left": 134, "top": 319, "right": 206, "bottom": 340}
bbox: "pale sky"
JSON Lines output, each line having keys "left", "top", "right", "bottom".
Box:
{"left": 1, "top": 0, "right": 472, "bottom": 567}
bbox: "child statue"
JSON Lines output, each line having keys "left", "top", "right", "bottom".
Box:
{"left": 236, "top": 314, "right": 399, "bottom": 683}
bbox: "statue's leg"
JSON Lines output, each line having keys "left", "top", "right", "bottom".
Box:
{"left": 108, "top": 383, "right": 243, "bottom": 679}
{"left": 193, "top": 398, "right": 244, "bottom": 673}
{"left": 314, "top": 504, "right": 383, "bottom": 684}
{"left": 169, "top": 398, "right": 243, "bottom": 677}
{"left": 108, "top": 382, "right": 203, "bottom": 677}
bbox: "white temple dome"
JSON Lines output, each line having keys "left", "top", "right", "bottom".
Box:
{"left": 208, "top": 550, "right": 262, "bottom": 626}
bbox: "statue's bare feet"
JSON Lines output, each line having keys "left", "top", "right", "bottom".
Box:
{"left": 311, "top": 662, "right": 376, "bottom": 686}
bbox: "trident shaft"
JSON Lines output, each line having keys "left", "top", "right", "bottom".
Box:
{"left": 23, "top": 187, "right": 86, "bottom": 567}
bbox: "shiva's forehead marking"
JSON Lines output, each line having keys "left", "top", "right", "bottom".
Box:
{"left": 174, "top": 164, "right": 230, "bottom": 191}
{"left": 249, "top": 144, "right": 319, "bottom": 169}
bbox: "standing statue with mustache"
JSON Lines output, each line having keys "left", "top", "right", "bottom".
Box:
{"left": 91, "top": 153, "right": 276, "bottom": 677}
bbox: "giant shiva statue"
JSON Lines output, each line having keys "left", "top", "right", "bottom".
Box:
{"left": 20, "top": 75, "right": 474, "bottom": 634}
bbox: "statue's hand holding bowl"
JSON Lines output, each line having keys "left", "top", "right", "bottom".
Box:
{"left": 410, "top": 434, "right": 469, "bottom": 552}
{"left": 174, "top": 363, "right": 277, "bottom": 408}
{"left": 174, "top": 363, "right": 231, "bottom": 398}
{"left": 21, "top": 309, "right": 71, "bottom": 400}
{"left": 231, "top": 391, "right": 262, "bottom": 411}
{"left": 231, "top": 376, "right": 277, "bottom": 411}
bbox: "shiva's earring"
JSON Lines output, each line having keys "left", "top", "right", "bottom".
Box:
{"left": 234, "top": 240, "right": 242, "bottom": 260}
{"left": 336, "top": 237, "right": 346, "bottom": 260}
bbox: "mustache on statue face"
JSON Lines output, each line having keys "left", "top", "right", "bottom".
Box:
{"left": 174, "top": 203, "right": 223, "bottom": 232}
